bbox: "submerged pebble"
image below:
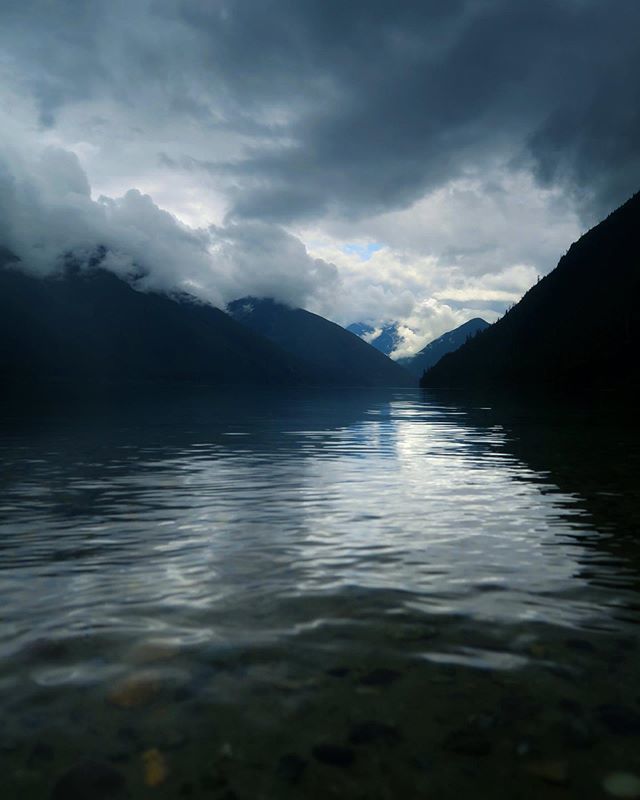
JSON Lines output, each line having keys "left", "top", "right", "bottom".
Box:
{"left": 325, "top": 666, "right": 351, "bottom": 678}
{"left": 157, "top": 729, "right": 189, "bottom": 751}
{"left": 276, "top": 753, "right": 307, "bottom": 784}
{"left": 51, "top": 760, "right": 126, "bottom": 800}
{"left": 597, "top": 704, "right": 640, "bottom": 736}
{"left": 349, "top": 720, "right": 402, "bottom": 745}
{"left": 129, "top": 640, "right": 180, "bottom": 664}
{"left": 108, "top": 671, "right": 161, "bottom": 708}
{"left": 143, "top": 748, "right": 168, "bottom": 787}
{"left": 525, "top": 760, "right": 569, "bottom": 785}
{"left": 30, "top": 740, "right": 54, "bottom": 762}
{"left": 312, "top": 744, "right": 356, "bottom": 768}
{"left": 442, "top": 728, "right": 492, "bottom": 756}
{"left": 603, "top": 772, "right": 640, "bottom": 798}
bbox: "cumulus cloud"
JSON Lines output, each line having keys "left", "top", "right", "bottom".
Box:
{"left": 301, "top": 173, "right": 580, "bottom": 353}
{"left": 0, "top": 127, "right": 338, "bottom": 310}
{"left": 2, "top": 0, "right": 639, "bottom": 225}
{"left": 0, "top": 0, "right": 637, "bottom": 355}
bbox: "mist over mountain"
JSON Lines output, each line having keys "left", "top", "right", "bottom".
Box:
{"left": 0, "top": 255, "right": 312, "bottom": 388}
{"left": 228, "top": 298, "right": 414, "bottom": 387}
{"left": 0, "top": 246, "right": 414, "bottom": 389}
{"left": 346, "top": 322, "right": 403, "bottom": 357}
{"left": 399, "top": 318, "right": 490, "bottom": 378}
{"left": 421, "top": 192, "right": 640, "bottom": 391}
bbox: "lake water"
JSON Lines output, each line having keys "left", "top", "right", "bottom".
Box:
{"left": 1, "top": 388, "right": 639, "bottom": 799}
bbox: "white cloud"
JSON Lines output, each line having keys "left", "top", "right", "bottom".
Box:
{"left": 297, "top": 172, "right": 581, "bottom": 355}
{"left": 0, "top": 114, "right": 338, "bottom": 311}
{"left": 0, "top": 77, "right": 585, "bottom": 359}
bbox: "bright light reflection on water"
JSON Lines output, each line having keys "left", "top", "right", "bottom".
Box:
{"left": 0, "top": 388, "right": 639, "bottom": 799}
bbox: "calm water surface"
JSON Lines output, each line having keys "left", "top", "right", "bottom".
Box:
{"left": 0, "top": 388, "right": 639, "bottom": 799}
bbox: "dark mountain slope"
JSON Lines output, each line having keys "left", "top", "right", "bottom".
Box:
{"left": 399, "top": 318, "right": 489, "bottom": 378}
{"left": 0, "top": 265, "right": 311, "bottom": 387}
{"left": 421, "top": 192, "right": 640, "bottom": 391}
{"left": 228, "top": 298, "right": 414, "bottom": 386}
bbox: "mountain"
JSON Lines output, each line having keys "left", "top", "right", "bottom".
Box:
{"left": 346, "top": 322, "right": 402, "bottom": 356}
{"left": 0, "top": 260, "right": 312, "bottom": 388}
{"left": 228, "top": 298, "right": 414, "bottom": 386}
{"left": 421, "top": 192, "right": 640, "bottom": 391}
{"left": 398, "top": 318, "right": 490, "bottom": 378}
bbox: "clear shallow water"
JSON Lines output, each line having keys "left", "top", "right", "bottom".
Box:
{"left": 0, "top": 388, "right": 639, "bottom": 799}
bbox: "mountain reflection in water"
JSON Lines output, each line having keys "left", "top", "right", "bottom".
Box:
{"left": 0, "top": 387, "right": 638, "bottom": 799}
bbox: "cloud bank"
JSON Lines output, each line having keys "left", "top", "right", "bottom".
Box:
{"left": 1, "top": 0, "right": 638, "bottom": 352}
{"left": 0, "top": 128, "right": 338, "bottom": 310}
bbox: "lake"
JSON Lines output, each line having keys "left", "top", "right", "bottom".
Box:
{"left": 1, "top": 387, "right": 639, "bottom": 799}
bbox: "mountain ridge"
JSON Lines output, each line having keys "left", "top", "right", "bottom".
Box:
{"left": 0, "top": 255, "right": 413, "bottom": 389}
{"left": 346, "top": 322, "right": 402, "bottom": 356}
{"left": 421, "top": 191, "right": 640, "bottom": 391}
{"left": 399, "top": 318, "right": 489, "bottom": 378}
{"left": 0, "top": 261, "right": 312, "bottom": 388}
{"left": 228, "top": 297, "right": 414, "bottom": 387}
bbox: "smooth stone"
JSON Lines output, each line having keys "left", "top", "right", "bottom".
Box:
{"left": 276, "top": 753, "right": 307, "bottom": 784}
{"left": 597, "top": 704, "right": 640, "bottom": 736}
{"left": 560, "top": 717, "right": 597, "bottom": 749}
{"left": 142, "top": 748, "right": 168, "bottom": 787}
{"left": 312, "top": 744, "right": 356, "bottom": 768}
{"left": 117, "top": 725, "right": 139, "bottom": 742}
{"left": 30, "top": 741, "right": 55, "bottom": 761}
{"left": 348, "top": 720, "right": 402, "bottom": 746}
{"left": 107, "top": 749, "right": 131, "bottom": 764}
{"left": 50, "top": 760, "right": 127, "bottom": 800}
{"left": 128, "top": 640, "right": 180, "bottom": 664}
{"left": 172, "top": 686, "right": 194, "bottom": 702}
{"left": 442, "top": 729, "right": 492, "bottom": 756}
{"left": 558, "top": 698, "right": 582, "bottom": 714}
{"left": 525, "top": 760, "right": 569, "bottom": 785}
{"left": 603, "top": 772, "right": 640, "bottom": 798}
{"left": 468, "top": 713, "right": 496, "bottom": 731}
{"left": 158, "top": 729, "right": 189, "bottom": 751}
{"left": 325, "top": 666, "right": 351, "bottom": 678}
{"left": 108, "top": 671, "right": 161, "bottom": 709}
{"left": 200, "top": 768, "right": 228, "bottom": 791}
{"left": 23, "top": 637, "right": 71, "bottom": 662}
{"left": 528, "top": 643, "right": 548, "bottom": 658}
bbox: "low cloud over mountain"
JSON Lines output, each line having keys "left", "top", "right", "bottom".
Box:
{"left": 2, "top": 1, "right": 639, "bottom": 351}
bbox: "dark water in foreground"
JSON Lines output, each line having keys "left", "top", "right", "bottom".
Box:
{"left": 1, "top": 388, "right": 639, "bottom": 799}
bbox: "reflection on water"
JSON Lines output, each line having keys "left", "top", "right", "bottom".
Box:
{"left": 0, "top": 388, "right": 639, "bottom": 799}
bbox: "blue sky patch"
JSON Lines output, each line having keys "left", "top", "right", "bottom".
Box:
{"left": 341, "top": 242, "right": 383, "bottom": 261}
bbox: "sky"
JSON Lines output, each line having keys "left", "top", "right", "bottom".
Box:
{"left": 1, "top": 0, "right": 639, "bottom": 356}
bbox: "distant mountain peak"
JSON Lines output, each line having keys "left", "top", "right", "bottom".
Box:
{"left": 398, "top": 318, "right": 490, "bottom": 378}
{"left": 229, "top": 297, "right": 414, "bottom": 387}
{"left": 421, "top": 191, "right": 640, "bottom": 391}
{"left": 346, "top": 321, "right": 402, "bottom": 356}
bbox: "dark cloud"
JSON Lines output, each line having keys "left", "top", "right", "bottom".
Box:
{"left": 2, "top": 1, "right": 639, "bottom": 222}
{"left": 219, "top": 0, "right": 640, "bottom": 223}
{"left": 174, "top": 0, "right": 640, "bottom": 223}
{"left": 0, "top": 0, "right": 637, "bottom": 351}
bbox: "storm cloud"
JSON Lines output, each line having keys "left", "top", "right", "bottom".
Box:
{"left": 1, "top": 0, "right": 638, "bottom": 351}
